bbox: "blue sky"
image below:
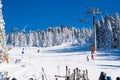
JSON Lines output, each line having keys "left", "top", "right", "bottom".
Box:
{"left": 2, "top": 0, "right": 120, "bottom": 34}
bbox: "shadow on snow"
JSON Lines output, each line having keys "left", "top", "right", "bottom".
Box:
{"left": 46, "top": 44, "right": 91, "bottom": 53}
{"left": 97, "top": 48, "right": 120, "bottom": 61}
{"left": 98, "top": 64, "right": 120, "bottom": 69}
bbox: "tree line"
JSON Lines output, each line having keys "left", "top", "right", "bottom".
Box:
{"left": 6, "top": 12, "right": 120, "bottom": 49}
{"left": 6, "top": 26, "right": 92, "bottom": 47}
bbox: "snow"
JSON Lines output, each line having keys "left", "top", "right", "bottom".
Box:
{"left": 0, "top": 43, "right": 120, "bottom": 80}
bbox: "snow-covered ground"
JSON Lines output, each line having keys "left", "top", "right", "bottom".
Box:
{"left": 0, "top": 43, "right": 120, "bottom": 80}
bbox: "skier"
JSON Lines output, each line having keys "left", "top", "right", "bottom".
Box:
{"left": 116, "top": 77, "right": 120, "bottom": 80}
{"left": 86, "top": 55, "right": 89, "bottom": 61}
{"left": 21, "top": 48, "right": 24, "bottom": 59}
{"left": 91, "top": 46, "right": 95, "bottom": 54}
{"left": 37, "top": 49, "right": 40, "bottom": 53}
{"left": 12, "top": 77, "right": 17, "bottom": 80}
{"left": 91, "top": 46, "right": 95, "bottom": 60}
{"left": 5, "top": 71, "right": 10, "bottom": 80}
{"left": 22, "top": 48, "right": 24, "bottom": 51}
{"left": 4, "top": 54, "right": 9, "bottom": 63}
{"left": 91, "top": 54, "right": 94, "bottom": 60}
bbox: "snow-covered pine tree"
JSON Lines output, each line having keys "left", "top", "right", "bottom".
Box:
{"left": 77, "top": 28, "right": 91, "bottom": 46}
{"left": 52, "top": 27, "right": 60, "bottom": 46}
{"left": 96, "top": 13, "right": 120, "bottom": 48}
{"left": 37, "top": 30, "right": 43, "bottom": 47}
{"left": 57, "top": 27, "right": 63, "bottom": 45}
{"left": 84, "top": 28, "right": 92, "bottom": 44}
{"left": 96, "top": 20, "right": 103, "bottom": 48}
{"left": 67, "top": 27, "right": 73, "bottom": 42}
{"left": 12, "top": 27, "right": 18, "bottom": 47}
{"left": 17, "top": 31, "right": 26, "bottom": 47}
{"left": 6, "top": 33, "right": 13, "bottom": 46}
{"left": 112, "top": 12, "right": 120, "bottom": 48}
{"left": 32, "top": 32, "right": 39, "bottom": 47}
{"left": 42, "top": 31, "right": 47, "bottom": 47}
{"left": 72, "top": 28, "right": 78, "bottom": 44}
{"left": 96, "top": 16, "right": 105, "bottom": 48}
{"left": 97, "top": 15, "right": 114, "bottom": 48}
{"left": 61, "top": 25, "right": 67, "bottom": 43}
{"left": 27, "top": 31, "right": 34, "bottom": 47}
{"left": 46, "top": 27, "right": 53, "bottom": 47}
{"left": 104, "top": 16, "right": 114, "bottom": 48}
{"left": 6, "top": 26, "right": 92, "bottom": 48}
{"left": 0, "top": 0, "right": 6, "bottom": 62}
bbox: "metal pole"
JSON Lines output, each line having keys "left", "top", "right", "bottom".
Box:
{"left": 93, "top": 15, "right": 97, "bottom": 51}
{"left": 86, "top": 7, "right": 101, "bottom": 51}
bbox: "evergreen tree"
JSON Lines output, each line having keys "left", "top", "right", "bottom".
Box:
{"left": 0, "top": 0, "right": 6, "bottom": 62}
{"left": 28, "top": 31, "right": 34, "bottom": 47}
{"left": 112, "top": 12, "right": 120, "bottom": 48}
{"left": 53, "top": 27, "right": 60, "bottom": 46}
{"left": 46, "top": 28, "right": 53, "bottom": 47}
{"left": 6, "top": 26, "right": 92, "bottom": 48}
{"left": 104, "top": 17, "right": 114, "bottom": 48}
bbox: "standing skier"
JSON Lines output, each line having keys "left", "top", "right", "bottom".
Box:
{"left": 86, "top": 55, "right": 89, "bottom": 61}
{"left": 91, "top": 46, "right": 95, "bottom": 60}
{"left": 37, "top": 49, "right": 40, "bottom": 53}
{"left": 91, "top": 54, "right": 94, "bottom": 60}
{"left": 21, "top": 48, "right": 24, "bottom": 59}
{"left": 4, "top": 54, "right": 9, "bottom": 63}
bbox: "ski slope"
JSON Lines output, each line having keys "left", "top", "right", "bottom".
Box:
{"left": 0, "top": 43, "right": 120, "bottom": 80}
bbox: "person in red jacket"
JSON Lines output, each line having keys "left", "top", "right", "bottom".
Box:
{"left": 4, "top": 54, "right": 9, "bottom": 63}
{"left": 91, "top": 46, "right": 95, "bottom": 54}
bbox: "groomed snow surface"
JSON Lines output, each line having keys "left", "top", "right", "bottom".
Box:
{"left": 0, "top": 43, "right": 120, "bottom": 80}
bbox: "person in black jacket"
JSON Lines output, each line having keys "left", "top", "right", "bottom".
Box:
{"left": 99, "top": 71, "right": 107, "bottom": 80}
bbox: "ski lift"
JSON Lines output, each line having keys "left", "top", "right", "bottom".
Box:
{"left": 79, "top": 19, "right": 89, "bottom": 24}
{"left": 79, "top": 15, "right": 89, "bottom": 24}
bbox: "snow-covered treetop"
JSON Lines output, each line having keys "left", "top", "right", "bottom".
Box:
{"left": 113, "top": 12, "right": 119, "bottom": 19}
{"left": 0, "top": 0, "right": 2, "bottom": 9}
{"left": 0, "top": 0, "right": 5, "bottom": 25}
